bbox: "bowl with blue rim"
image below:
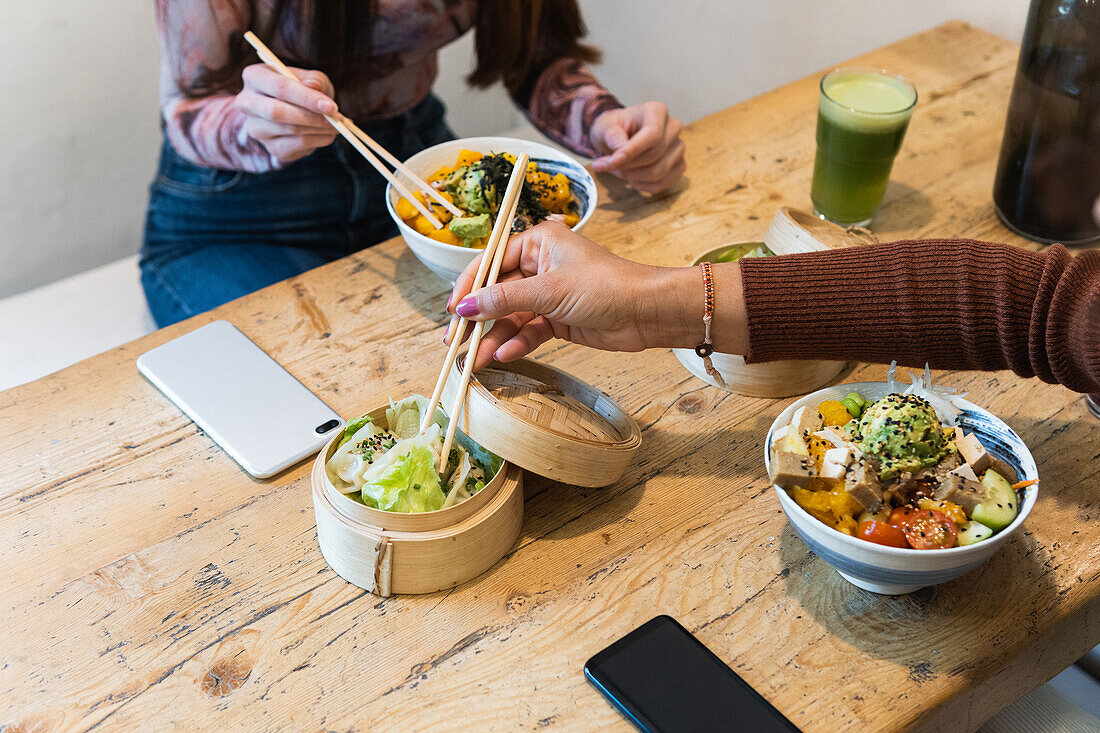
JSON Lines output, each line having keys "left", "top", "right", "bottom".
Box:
{"left": 385, "top": 136, "right": 596, "bottom": 284}
{"left": 765, "top": 381, "right": 1039, "bottom": 595}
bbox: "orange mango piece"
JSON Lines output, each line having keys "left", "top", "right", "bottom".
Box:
{"left": 394, "top": 196, "right": 418, "bottom": 221}
{"left": 427, "top": 165, "right": 452, "bottom": 183}
{"left": 817, "top": 400, "right": 852, "bottom": 427}
{"left": 427, "top": 227, "right": 462, "bottom": 246}
{"left": 456, "top": 149, "right": 483, "bottom": 167}
{"left": 409, "top": 214, "right": 440, "bottom": 236}
{"left": 414, "top": 191, "right": 452, "bottom": 223}
{"left": 827, "top": 486, "right": 864, "bottom": 518}
{"left": 808, "top": 434, "right": 831, "bottom": 468}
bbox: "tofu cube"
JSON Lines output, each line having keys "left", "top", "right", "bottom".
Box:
{"left": 934, "top": 473, "right": 987, "bottom": 514}
{"left": 769, "top": 451, "right": 817, "bottom": 489}
{"left": 821, "top": 445, "right": 855, "bottom": 480}
{"left": 792, "top": 405, "right": 822, "bottom": 441}
{"left": 955, "top": 431, "right": 992, "bottom": 474}
{"left": 844, "top": 459, "right": 883, "bottom": 511}
{"left": 987, "top": 456, "right": 1018, "bottom": 484}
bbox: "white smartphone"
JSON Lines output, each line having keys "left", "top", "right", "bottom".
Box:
{"left": 137, "top": 320, "right": 344, "bottom": 478}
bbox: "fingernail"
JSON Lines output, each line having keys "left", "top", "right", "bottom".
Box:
{"left": 318, "top": 99, "right": 336, "bottom": 114}
{"left": 456, "top": 297, "right": 479, "bottom": 318}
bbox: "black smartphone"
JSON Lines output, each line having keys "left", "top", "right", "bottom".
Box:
{"left": 584, "top": 615, "right": 800, "bottom": 733}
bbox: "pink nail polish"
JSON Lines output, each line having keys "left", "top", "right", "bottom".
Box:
{"left": 456, "top": 297, "right": 479, "bottom": 318}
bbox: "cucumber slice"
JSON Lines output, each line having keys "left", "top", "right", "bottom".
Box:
{"left": 971, "top": 470, "right": 1018, "bottom": 531}
{"left": 957, "top": 520, "right": 994, "bottom": 546}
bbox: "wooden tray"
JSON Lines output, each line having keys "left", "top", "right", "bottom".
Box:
{"left": 442, "top": 356, "right": 642, "bottom": 488}
{"left": 311, "top": 402, "right": 522, "bottom": 596}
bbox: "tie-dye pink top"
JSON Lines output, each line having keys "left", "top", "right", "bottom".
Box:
{"left": 157, "top": 0, "right": 623, "bottom": 172}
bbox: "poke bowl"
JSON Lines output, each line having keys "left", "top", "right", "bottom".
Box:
{"left": 764, "top": 371, "right": 1039, "bottom": 595}
{"left": 385, "top": 136, "right": 597, "bottom": 283}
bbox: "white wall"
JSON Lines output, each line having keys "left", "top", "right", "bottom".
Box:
{"left": 0, "top": 1, "right": 161, "bottom": 298}
{"left": 0, "top": 2, "right": 1028, "bottom": 299}
{"left": 573, "top": 1, "right": 1029, "bottom": 128}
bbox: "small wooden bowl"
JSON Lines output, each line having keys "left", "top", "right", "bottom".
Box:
{"left": 764, "top": 207, "right": 877, "bottom": 255}
{"left": 671, "top": 207, "right": 877, "bottom": 398}
{"left": 672, "top": 241, "right": 846, "bottom": 397}
{"left": 443, "top": 356, "right": 642, "bottom": 487}
{"left": 311, "top": 403, "right": 523, "bottom": 596}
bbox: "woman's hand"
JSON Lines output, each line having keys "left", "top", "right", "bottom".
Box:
{"left": 235, "top": 63, "right": 339, "bottom": 166}
{"left": 588, "top": 102, "right": 686, "bottom": 195}
{"left": 444, "top": 222, "right": 743, "bottom": 370}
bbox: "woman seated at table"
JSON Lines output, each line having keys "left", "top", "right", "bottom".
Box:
{"left": 445, "top": 220, "right": 1100, "bottom": 394}
{"left": 144, "top": 0, "right": 686, "bottom": 327}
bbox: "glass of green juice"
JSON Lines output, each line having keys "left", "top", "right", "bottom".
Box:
{"left": 811, "top": 68, "right": 917, "bottom": 226}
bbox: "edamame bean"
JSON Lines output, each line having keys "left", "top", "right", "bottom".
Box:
{"left": 844, "top": 391, "right": 867, "bottom": 408}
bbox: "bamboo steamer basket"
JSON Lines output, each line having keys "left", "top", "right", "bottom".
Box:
{"left": 672, "top": 207, "right": 877, "bottom": 398}
{"left": 311, "top": 401, "right": 523, "bottom": 596}
{"left": 442, "top": 356, "right": 642, "bottom": 488}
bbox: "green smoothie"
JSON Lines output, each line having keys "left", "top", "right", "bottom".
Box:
{"left": 810, "top": 69, "right": 916, "bottom": 225}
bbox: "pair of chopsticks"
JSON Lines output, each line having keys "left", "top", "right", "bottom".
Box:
{"left": 421, "top": 153, "right": 530, "bottom": 466}
{"left": 242, "top": 31, "right": 462, "bottom": 229}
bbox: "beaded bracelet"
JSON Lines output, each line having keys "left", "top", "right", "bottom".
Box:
{"left": 695, "top": 262, "right": 727, "bottom": 388}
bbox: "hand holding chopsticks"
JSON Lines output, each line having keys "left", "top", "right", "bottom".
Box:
{"left": 242, "top": 31, "right": 460, "bottom": 227}
{"left": 422, "top": 153, "right": 530, "bottom": 466}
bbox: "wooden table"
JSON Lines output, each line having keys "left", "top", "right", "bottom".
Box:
{"left": 2, "top": 22, "right": 1097, "bottom": 732}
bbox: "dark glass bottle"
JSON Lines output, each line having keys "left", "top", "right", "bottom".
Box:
{"left": 993, "top": 0, "right": 1100, "bottom": 245}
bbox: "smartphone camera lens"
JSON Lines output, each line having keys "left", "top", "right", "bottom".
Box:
{"left": 315, "top": 419, "right": 340, "bottom": 434}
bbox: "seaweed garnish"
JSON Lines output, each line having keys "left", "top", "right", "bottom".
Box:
{"left": 476, "top": 153, "right": 551, "bottom": 232}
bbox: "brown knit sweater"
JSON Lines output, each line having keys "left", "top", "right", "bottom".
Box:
{"left": 739, "top": 240, "right": 1100, "bottom": 394}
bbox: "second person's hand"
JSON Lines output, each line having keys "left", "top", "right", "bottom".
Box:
{"left": 444, "top": 222, "right": 745, "bottom": 370}
{"left": 235, "top": 63, "right": 339, "bottom": 167}
{"left": 589, "top": 102, "right": 686, "bottom": 195}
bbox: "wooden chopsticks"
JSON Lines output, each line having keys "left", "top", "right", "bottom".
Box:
{"left": 242, "top": 31, "right": 459, "bottom": 228}
{"left": 337, "top": 115, "right": 463, "bottom": 218}
{"left": 425, "top": 153, "right": 530, "bottom": 467}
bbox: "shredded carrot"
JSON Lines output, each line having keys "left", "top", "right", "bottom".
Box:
{"left": 1011, "top": 479, "right": 1039, "bottom": 490}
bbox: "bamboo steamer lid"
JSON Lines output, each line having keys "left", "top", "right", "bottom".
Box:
{"left": 764, "top": 206, "right": 878, "bottom": 255}
{"left": 311, "top": 401, "right": 523, "bottom": 596}
{"left": 442, "top": 356, "right": 641, "bottom": 488}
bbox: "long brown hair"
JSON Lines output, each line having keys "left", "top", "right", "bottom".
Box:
{"left": 181, "top": 0, "right": 598, "bottom": 100}
{"left": 184, "top": 0, "right": 375, "bottom": 97}
{"left": 470, "top": 0, "right": 600, "bottom": 95}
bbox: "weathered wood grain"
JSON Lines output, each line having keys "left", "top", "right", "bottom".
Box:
{"left": 1, "top": 21, "right": 1097, "bottom": 733}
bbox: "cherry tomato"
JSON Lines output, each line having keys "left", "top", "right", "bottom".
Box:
{"left": 888, "top": 506, "right": 958, "bottom": 549}
{"left": 857, "top": 520, "right": 909, "bottom": 548}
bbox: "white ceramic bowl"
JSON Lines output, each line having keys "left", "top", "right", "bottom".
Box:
{"left": 672, "top": 243, "right": 846, "bottom": 397}
{"left": 765, "top": 381, "right": 1039, "bottom": 595}
{"left": 385, "top": 136, "right": 597, "bottom": 283}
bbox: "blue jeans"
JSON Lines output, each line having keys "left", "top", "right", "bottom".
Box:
{"left": 141, "top": 94, "right": 454, "bottom": 327}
